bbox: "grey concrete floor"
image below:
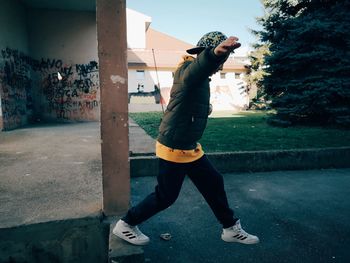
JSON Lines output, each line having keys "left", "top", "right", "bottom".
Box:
{"left": 127, "top": 168, "right": 350, "bottom": 263}
{"left": 0, "top": 122, "right": 103, "bottom": 228}
{"left": 0, "top": 120, "right": 154, "bottom": 228}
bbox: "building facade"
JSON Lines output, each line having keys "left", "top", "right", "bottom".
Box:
{"left": 0, "top": 0, "right": 249, "bottom": 131}
{"left": 128, "top": 26, "right": 249, "bottom": 111}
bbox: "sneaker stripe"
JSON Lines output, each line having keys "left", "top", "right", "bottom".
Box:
{"left": 235, "top": 235, "right": 248, "bottom": 240}
{"left": 121, "top": 230, "right": 136, "bottom": 239}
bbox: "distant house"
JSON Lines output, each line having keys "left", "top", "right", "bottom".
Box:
{"left": 128, "top": 28, "right": 194, "bottom": 104}
{"left": 126, "top": 10, "right": 249, "bottom": 111}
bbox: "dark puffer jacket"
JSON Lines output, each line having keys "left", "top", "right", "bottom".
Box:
{"left": 157, "top": 48, "right": 227, "bottom": 150}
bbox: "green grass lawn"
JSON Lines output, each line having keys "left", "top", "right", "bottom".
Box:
{"left": 129, "top": 111, "right": 350, "bottom": 152}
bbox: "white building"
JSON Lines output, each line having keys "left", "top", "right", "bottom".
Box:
{"left": 126, "top": 9, "right": 249, "bottom": 111}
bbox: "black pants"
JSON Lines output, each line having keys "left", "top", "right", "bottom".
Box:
{"left": 123, "top": 155, "right": 238, "bottom": 228}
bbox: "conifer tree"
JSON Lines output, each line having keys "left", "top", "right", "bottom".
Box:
{"left": 256, "top": 0, "right": 350, "bottom": 126}
{"left": 245, "top": 43, "right": 270, "bottom": 109}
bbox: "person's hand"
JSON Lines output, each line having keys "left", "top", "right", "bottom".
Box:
{"left": 214, "top": 36, "right": 241, "bottom": 57}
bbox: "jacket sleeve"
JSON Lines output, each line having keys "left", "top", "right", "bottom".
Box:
{"left": 180, "top": 48, "right": 227, "bottom": 85}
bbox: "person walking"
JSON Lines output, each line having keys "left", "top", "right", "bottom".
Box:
{"left": 113, "top": 31, "right": 259, "bottom": 246}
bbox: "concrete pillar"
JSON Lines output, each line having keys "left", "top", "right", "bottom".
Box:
{"left": 96, "top": 0, "right": 129, "bottom": 215}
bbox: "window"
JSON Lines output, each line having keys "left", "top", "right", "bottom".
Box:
{"left": 136, "top": 70, "right": 145, "bottom": 80}
{"left": 220, "top": 72, "right": 226, "bottom": 79}
{"left": 235, "top": 73, "right": 241, "bottom": 79}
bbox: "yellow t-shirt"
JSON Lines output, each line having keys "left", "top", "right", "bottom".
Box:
{"left": 156, "top": 141, "right": 204, "bottom": 163}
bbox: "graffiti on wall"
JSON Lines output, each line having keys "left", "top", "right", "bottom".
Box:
{"left": 0, "top": 48, "right": 33, "bottom": 130}
{"left": 37, "top": 59, "right": 100, "bottom": 121}
{"left": 0, "top": 47, "right": 100, "bottom": 130}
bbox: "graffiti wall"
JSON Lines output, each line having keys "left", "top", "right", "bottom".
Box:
{"left": 0, "top": 47, "right": 100, "bottom": 130}
{"left": 0, "top": 48, "right": 33, "bottom": 130}
{"left": 34, "top": 59, "right": 100, "bottom": 121}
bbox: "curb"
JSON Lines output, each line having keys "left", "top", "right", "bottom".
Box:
{"left": 106, "top": 217, "right": 145, "bottom": 263}
{"left": 0, "top": 214, "right": 109, "bottom": 263}
{"left": 130, "top": 147, "right": 350, "bottom": 177}
{"left": 109, "top": 229, "right": 144, "bottom": 263}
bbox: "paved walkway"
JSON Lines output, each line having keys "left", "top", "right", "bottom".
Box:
{"left": 129, "top": 118, "right": 155, "bottom": 156}
{"left": 128, "top": 103, "right": 158, "bottom": 156}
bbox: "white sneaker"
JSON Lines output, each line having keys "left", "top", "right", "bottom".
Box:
{"left": 221, "top": 220, "right": 259, "bottom": 244}
{"left": 112, "top": 219, "right": 150, "bottom": 246}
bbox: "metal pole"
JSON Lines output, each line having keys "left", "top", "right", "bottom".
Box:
{"left": 152, "top": 49, "right": 165, "bottom": 114}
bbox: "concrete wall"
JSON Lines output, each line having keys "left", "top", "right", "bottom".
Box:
{"left": 126, "top": 9, "right": 151, "bottom": 49}
{"left": 0, "top": 217, "right": 109, "bottom": 263}
{"left": 0, "top": 6, "right": 153, "bottom": 128}
{"left": 0, "top": 0, "right": 31, "bottom": 130}
{"left": 130, "top": 147, "right": 350, "bottom": 177}
{"left": 0, "top": 2, "right": 100, "bottom": 129}
{"left": 26, "top": 7, "right": 152, "bottom": 121}
{"left": 0, "top": 0, "right": 28, "bottom": 53}
{"left": 27, "top": 8, "right": 100, "bottom": 122}
{"left": 27, "top": 9, "right": 98, "bottom": 63}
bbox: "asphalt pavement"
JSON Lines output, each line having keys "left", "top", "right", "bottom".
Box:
{"left": 128, "top": 168, "right": 350, "bottom": 263}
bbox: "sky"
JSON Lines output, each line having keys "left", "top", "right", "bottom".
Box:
{"left": 126, "top": 0, "right": 264, "bottom": 55}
